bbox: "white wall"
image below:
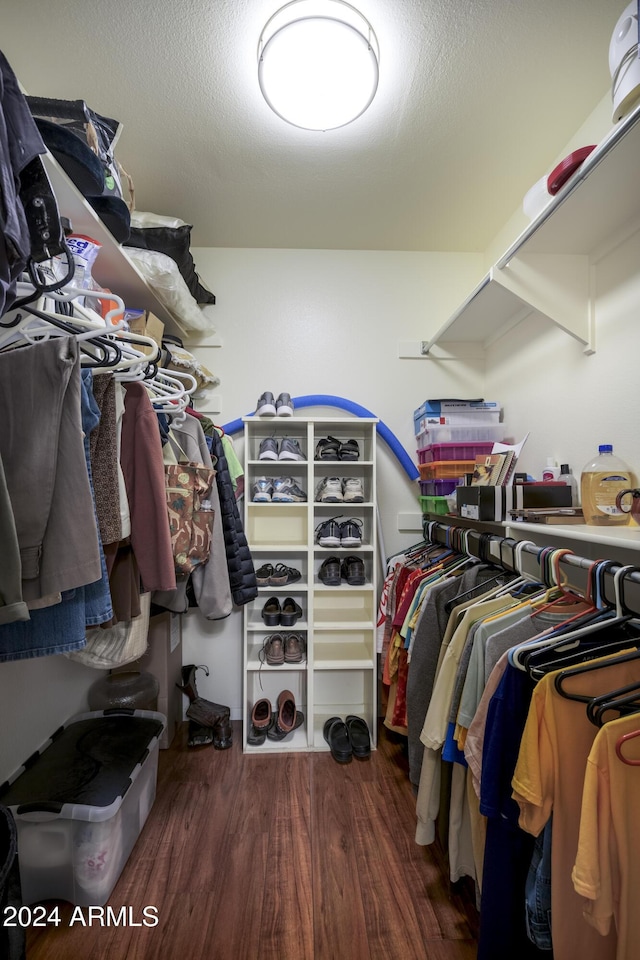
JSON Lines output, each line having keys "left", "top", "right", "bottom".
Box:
{"left": 484, "top": 227, "right": 640, "bottom": 484}
{"left": 181, "top": 248, "right": 485, "bottom": 718}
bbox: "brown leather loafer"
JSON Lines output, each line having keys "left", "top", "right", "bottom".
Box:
{"left": 274, "top": 690, "right": 296, "bottom": 735}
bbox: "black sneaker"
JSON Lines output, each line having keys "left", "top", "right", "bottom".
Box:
{"left": 339, "top": 518, "right": 362, "bottom": 547}
{"left": 341, "top": 555, "right": 365, "bottom": 585}
{"left": 318, "top": 556, "right": 342, "bottom": 586}
{"left": 315, "top": 516, "right": 343, "bottom": 547}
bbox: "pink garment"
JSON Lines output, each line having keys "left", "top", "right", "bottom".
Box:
{"left": 120, "top": 383, "right": 176, "bottom": 593}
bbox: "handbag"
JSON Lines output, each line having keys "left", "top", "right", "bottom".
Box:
{"left": 165, "top": 453, "right": 216, "bottom": 576}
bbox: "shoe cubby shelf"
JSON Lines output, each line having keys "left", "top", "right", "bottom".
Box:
{"left": 243, "top": 416, "right": 378, "bottom": 755}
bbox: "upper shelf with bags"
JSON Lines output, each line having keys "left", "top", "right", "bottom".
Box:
{"left": 24, "top": 92, "right": 220, "bottom": 343}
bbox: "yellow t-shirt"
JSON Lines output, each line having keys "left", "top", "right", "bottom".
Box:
{"left": 512, "top": 653, "right": 640, "bottom": 960}
{"left": 572, "top": 713, "right": 640, "bottom": 959}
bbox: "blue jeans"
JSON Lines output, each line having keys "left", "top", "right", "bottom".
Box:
{"left": 525, "top": 816, "right": 553, "bottom": 951}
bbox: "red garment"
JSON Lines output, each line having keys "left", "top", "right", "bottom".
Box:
{"left": 120, "top": 383, "right": 176, "bottom": 593}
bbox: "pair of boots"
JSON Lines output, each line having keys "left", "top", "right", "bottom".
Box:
{"left": 176, "top": 664, "right": 232, "bottom": 749}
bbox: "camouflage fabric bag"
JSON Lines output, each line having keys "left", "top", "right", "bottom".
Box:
{"left": 165, "top": 462, "right": 215, "bottom": 575}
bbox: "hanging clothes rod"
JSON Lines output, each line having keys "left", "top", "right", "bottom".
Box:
{"left": 422, "top": 518, "right": 640, "bottom": 618}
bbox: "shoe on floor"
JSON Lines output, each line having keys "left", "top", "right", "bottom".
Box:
{"left": 315, "top": 477, "right": 344, "bottom": 502}
{"left": 345, "top": 715, "right": 371, "bottom": 759}
{"left": 339, "top": 518, "right": 362, "bottom": 547}
{"left": 252, "top": 477, "right": 274, "bottom": 502}
{"left": 318, "top": 556, "right": 342, "bottom": 586}
{"left": 342, "top": 477, "right": 364, "bottom": 502}
{"left": 258, "top": 437, "right": 278, "bottom": 460}
{"left": 255, "top": 391, "right": 276, "bottom": 416}
{"left": 323, "top": 717, "right": 352, "bottom": 763}
{"left": 278, "top": 437, "right": 305, "bottom": 461}
{"left": 315, "top": 516, "right": 343, "bottom": 547}
{"left": 270, "top": 563, "right": 302, "bottom": 585}
{"left": 341, "top": 555, "right": 365, "bottom": 585}
{"left": 272, "top": 477, "right": 308, "bottom": 502}
{"left": 276, "top": 392, "right": 294, "bottom": 417}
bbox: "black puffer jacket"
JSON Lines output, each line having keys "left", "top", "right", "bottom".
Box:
{"left": 210, "top": 430, "right": 257, "bottom": 606}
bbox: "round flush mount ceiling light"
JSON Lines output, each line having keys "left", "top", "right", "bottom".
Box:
{"left": 258, "top": 0, "right": 380, "bottom": 131}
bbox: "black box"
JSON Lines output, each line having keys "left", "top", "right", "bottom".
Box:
{"left": 456, "top": 485, "right": 505, "bottom": 521}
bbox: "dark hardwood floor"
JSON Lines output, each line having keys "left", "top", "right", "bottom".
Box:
{"left": 26, "top": 722, "right": 478, "bottom": 960}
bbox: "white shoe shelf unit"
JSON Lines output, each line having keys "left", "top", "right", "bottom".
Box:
{"left": 242, "top": 416, "right": 378, "bottom": 754}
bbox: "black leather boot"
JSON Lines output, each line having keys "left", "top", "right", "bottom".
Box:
{"left": 178, "top": 664, "right": 232, "bottom": 748}
{"left": 176, "top": 663, "right": 208, "bottom": 703}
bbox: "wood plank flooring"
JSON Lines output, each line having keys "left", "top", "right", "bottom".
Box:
{"left": 26, "top": 722, "right": 478, "bottom": 960}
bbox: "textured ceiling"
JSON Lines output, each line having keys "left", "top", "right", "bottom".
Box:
{"left": 3, "top": 0, "right": 624, "bottom": 251}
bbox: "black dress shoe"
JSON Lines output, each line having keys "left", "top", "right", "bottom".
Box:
{"left": 341, "top": 555, "right": 365, "bottom": 585}
{"left": 280, "top": 597, "right": 302, "bottom": 626}
{"left": 345, "top": 715, "right": 371, "bottom": 759}
{"left": 318, "top": 556, "right": 341, "bottom": 585}
{"left": 323, "top": 717, "right": 352, "bottom": 763}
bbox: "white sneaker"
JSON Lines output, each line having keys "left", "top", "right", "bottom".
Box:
{"left": 343, "top": 478, "right": 364, "bottom": 502}
{"left": 315, "top": 477, "right": 344, "bottom": 502}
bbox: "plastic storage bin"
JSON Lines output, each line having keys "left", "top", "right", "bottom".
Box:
{"left": 419, "top": 479, "right": 459, "bottom": 497}
{"left": 0, "top": 710, "right": 165, "bottom": 907}
{"left": 419, "top": 495, "right": 450, "bottom": 515}
{"left": 416, "top": 424, "right": 506, "bottom": 446}
{"left": 419, "top": 460, "right": 476, "bottom": 481}
{"left": 417, "top": 442, "right": 495, "bottom": 464}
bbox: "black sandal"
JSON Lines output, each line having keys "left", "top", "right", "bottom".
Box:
{"left": 339, "top": 439, "right": 360, "bottom": 461}
{"left": 314, "top": 436, "right": 341, "bottom": 460}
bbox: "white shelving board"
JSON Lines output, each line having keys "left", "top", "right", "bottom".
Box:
{"left": 420, "top": 100, "right": 640, "bottom": 356}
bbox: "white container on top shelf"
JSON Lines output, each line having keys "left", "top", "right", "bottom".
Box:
{"left": 242, "top": 416, "right": 378, "bottom": 755}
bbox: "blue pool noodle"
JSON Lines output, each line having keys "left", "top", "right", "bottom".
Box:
{"left": 221, "top": 394, "right": 419, "bottom": 482}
